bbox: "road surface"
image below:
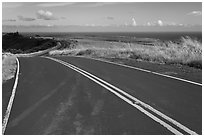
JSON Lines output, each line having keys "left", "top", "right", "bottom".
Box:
{"left": 2, "top": 56, "right": 202, "bottom": 135}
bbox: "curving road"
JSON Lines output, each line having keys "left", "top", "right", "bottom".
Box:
{"left": 2, "top": 56, "right": 202, "bottom": 135}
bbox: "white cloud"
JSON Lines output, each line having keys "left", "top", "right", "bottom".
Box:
{"left": 132, "top": 18, "right": 137, "bottom": 26}
{"left": 47, "top": 24, "right": 54, "bottom": 27}
{"left": 144, "top": 20, "right": 180, "bottom": 27}
{"left": 187, "top": 11, "right": 202, "bottom": 16}
{"left": 158, "top": 20, "right": 163, "bottom": 26}
{"left": 85, "top": 24, "right": 96, "bottom": 27}
{"left": 36, "top": 10, "right": 57, "bottom": 20}
{"left": 147, "top": 22, "right": 151, "bottom": 26}
{"left": 167, "top": 22, "right": 176, "bottom": 26}
{"left": 124, "top": 22, "right": 128, "bottom": 26}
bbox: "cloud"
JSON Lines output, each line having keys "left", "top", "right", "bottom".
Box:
{"left": 85, "top": 24, "right": 96, "bottom": 27}
{"left": 36, "top": 10, "right": 57, "bottom": 20}
{"left": 37, "top": 2, "right": 75, "bottom": 7}
{"left": 46, "top": 24, "right": 54, "bottom": 27}
{"left": 147, "top": 22, "right": 151, "bottom": 26}
{"left": 187, "top": 11, "right": 202, "bottom": 16}
{"left": 157, "top": 20, "right": 163, "bottom": 26}
{"left": 132, "top": 18, "right": 137, "bottom": 26}
{"left": 166, "top": 22, "right": 177, "bottom": 26}
{"left": 124, "top": 22, "right": 128, "bottom": 26}
{"left": 107, "top": 16, "right": 114, "bottom": 20}
{"left": 18, "top": 16, "right": 35, "bottom": 21}
{"left": 179, "top": 24, "right": 184, "bottom": 26}
{"left": 144, "top": 20, "right": 179, "bottom": 27}
{"left": 3, "top": 19, "right": 16, "bottom": 22}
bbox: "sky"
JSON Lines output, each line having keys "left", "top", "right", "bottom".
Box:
{"left": 2, "top": 2, "right": 202, "bottom": 32}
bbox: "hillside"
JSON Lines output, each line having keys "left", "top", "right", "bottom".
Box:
{"left": 2, "top": 32, "right": 57, "bottom": 54}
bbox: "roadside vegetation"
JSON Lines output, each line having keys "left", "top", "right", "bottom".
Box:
{"left": 49, "top": 37, "right": 202, "bottom": 69}
{"left": 3, "top": 32, "right": 57, "bottom": 54}
{"left": 2, "top": 53, "right": 17, "bottom": 83}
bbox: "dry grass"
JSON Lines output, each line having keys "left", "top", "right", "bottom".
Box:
{"left": 2, "top": 53, "right": 17, "bottom": 83}
{"left": 49, "top": 37, "right": 202, "bottom": 69}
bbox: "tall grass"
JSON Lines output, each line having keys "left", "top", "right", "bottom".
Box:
{"left": 2, "top": 53, "right": 17, "bottom": 83}
{"left": 50, "top": 37, "right": 202, "bottom": 69}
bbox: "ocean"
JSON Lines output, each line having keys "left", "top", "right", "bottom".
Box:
{"left": 22, "top": 31, "right": 202, "bottom": 42}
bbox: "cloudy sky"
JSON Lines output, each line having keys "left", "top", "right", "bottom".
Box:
{"left": 2, "top": 2, "right": 202, "bottom": 32}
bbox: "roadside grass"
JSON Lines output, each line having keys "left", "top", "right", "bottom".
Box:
{"left": 49, "top": 37, "right": 202, "bottom": 69}
{"left": 2, "top": 53, "right": 17, "bottom": 83}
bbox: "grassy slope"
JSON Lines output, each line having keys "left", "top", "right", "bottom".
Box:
{"left": 50, "top": 37, "right": 202, "bottom": 69}
{"left": 2, "top": 53, "right": 17, "bottom": 83}
{"left": 3, "top": 32, "right": 57, "bottom": 54}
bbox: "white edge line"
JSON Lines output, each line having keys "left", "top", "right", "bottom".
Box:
{"left": 67, "top": 56, "right": 202, "bottom": 86}
{"left": 46, "top": 57, "right": 183, "bottom": 135}
{"left": 2, "top": 58, "right": 20, "bottom": 134}
{"left": 52, "top": 57, "right": 198, "bottom": 135}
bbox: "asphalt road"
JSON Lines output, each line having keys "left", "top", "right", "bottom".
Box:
{"left": 3, "top": 56, "right": 202, "bottom": 135}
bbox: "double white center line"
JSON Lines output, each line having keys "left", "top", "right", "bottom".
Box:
{"left": 45, "top": 57, "right": 198, "bottom": 135}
